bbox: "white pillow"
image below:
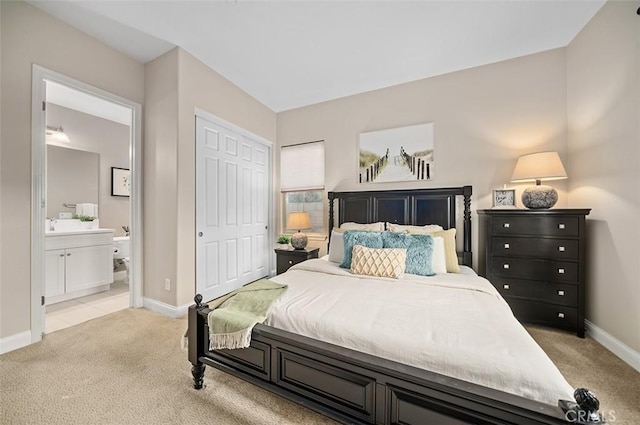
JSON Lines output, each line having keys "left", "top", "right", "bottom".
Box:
{"left": 340, "top": 222, "right": 385, "bottom": 231}
{"left": 431, "top": 236, "right": 447, "bottom": 274}
{"left": 328, "top": 229, "right": 344, "bottom": 263}
{"left": 386, "top": 223, "right": 444, "bottom": 233}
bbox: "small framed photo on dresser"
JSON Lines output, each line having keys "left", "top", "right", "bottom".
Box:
{"left": 492, "top": 188, "right": 516, "bottom": 208}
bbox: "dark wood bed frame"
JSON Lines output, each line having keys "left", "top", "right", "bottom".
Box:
{"left": 189, "top": 186, "right": 603, "bottom": 424}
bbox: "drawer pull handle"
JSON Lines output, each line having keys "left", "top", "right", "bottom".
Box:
{"left": 558, "top": 268, "right": 565, "bottom": 274}
{"left": 503, "top": 223, "right": 510, "bottom": 228}
{"left": 558, "top": 223, "right": 566, "bottom": 229}
{"left": 67, "top": 253, "right": 71, "bottom": 256}
{"left": 558, "top": 246, "right": 565, "bottom": 252}
{"left": 503, "top": 264, "right": 510, "bottom": 269}
{"left": 558, "top": 312, "right": 565, "bottom": 319}
{"left": 558, "top": 290, "right": 565, "bottom": 296}
{"left": 504, "top": 243, "right": 510, "bottom": 249}
{"left": 288, "top": 260, "right": 293, "bottom": 265}
{"left": 503, "top": 284, "right": 510, "bottom": 290}
{"left": 59, "top": 254, "right": 64, "bottom": 257}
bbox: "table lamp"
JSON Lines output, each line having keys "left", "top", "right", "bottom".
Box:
{"left": 286, "top": 211, "right": 312, "bottom": 249}
{"left": 510, "top": 151, "right": 567, "bottom": 209}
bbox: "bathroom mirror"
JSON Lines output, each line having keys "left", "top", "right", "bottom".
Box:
{"left": 46, "top": 145, "right": 99, "bottom": 219}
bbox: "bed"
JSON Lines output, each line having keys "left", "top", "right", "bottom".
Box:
{"left": 188, "top": 186, "right": 603, "bottom": 424}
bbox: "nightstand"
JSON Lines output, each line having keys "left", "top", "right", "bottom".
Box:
{"left": 478, "top": 209, "right": 590, "bottom": 337}
{"left": 275, "top": 247, "right": 319, "bottom": 275}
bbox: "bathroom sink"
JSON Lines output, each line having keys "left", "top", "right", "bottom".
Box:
{"left": 47, "top": 219, "right": 100, "bottom": 232}
{"left": 49, "top": 219, "right": 83, "bottom": 232}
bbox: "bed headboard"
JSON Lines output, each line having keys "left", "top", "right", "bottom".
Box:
{"left": 328, "top": 186, "right": 472, "bottom": 267}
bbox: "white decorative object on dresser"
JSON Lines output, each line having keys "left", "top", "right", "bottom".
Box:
{"left": 45, "top": 229, "right": 114, "bottom": 305}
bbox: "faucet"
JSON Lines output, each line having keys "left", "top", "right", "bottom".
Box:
{"left": 122, "top": 225, "right": 130, "bottom": 236}
{"left": 46, "top": 218, "right": 56, "bottom": 231}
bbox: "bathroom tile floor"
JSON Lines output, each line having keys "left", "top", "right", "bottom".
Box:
{"left": 45, "top": 281, "right": 129, "bottom": 334}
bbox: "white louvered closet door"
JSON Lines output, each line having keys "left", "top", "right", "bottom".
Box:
{"left": 195, "top": 115, "right": 270, "bottom": 302}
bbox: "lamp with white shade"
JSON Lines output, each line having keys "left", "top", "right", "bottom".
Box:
{"left": 510, "top": 151, "right": 567, "bottom": 209}
{"left": 287, "top": 211, "right": 312, "bottom": 249}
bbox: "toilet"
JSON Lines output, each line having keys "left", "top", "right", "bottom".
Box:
{"left": 113, "top": 236, "right": 130, "bottom": 283}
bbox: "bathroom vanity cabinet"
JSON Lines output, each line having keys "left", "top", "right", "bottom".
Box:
{"left": 45, "top": 230, "right": 114, "bottom": 305}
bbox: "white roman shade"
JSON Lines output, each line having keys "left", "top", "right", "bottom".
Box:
{"left": 280, "top": 141, "right": 325, "bottom": 192}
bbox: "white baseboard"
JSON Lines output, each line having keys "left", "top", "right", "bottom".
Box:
{"left": 143, "top": 297, "right": 190, "bottom": 319}
{"left": 586, "top": 320, "right": 640, "bottom": 373}
{"left": 0, "top": 330, "right": 32, "bottom": 355}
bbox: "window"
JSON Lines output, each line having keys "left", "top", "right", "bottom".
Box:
{"left": 280, "top": 141, "right": 325, "bottom": 235}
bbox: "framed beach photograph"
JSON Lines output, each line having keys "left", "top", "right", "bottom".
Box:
{"left": 111, "top": 167, "right": 130, "bottom": 197}
{"left": 358, "top": 122, "right": 434, "bottom": 184}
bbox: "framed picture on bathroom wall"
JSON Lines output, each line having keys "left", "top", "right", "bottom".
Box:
{"left": 111, "top": 167, "right": 130, "bottom": 197}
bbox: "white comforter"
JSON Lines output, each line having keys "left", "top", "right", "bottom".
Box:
{"left": 266, "top": 259, "right": 575, "bottom": 406}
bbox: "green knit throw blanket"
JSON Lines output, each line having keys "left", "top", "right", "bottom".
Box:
{"left": 207, "top": 279, "right": 287, "bottom": 350}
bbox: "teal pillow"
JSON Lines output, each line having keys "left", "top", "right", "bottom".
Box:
{"left": 340, "top": 231, "right": 384, "bottom": 269}
{"left": 382, "top": 232, "right": 434, "bottom": 276}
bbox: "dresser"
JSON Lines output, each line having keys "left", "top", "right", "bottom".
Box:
{"left": 478, "top": 209, "right": 590, "bottom": 337}
{"left": 275, "top": 247, "right": 319, "bottom": 275}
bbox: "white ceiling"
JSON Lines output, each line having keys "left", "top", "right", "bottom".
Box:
{"left": 30, "top": 0, "right": 605, "bottom": 112}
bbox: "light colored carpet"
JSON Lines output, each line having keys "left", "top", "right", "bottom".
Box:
{"left": 526, "top": 325, "right": 640, "bottom": 425}
{"left": 1, "top": 309, "right": 638, "bottom": 425}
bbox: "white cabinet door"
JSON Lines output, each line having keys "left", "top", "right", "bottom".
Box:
{"left": 65, "top": 245, "right": 113, "bottom": 292}
{"left": 45, "top": 249, "right": 65, "bottom": 298}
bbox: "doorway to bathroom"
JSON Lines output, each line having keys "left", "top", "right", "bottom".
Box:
{"left": 31, "top": 66, "right": 142, "bottom": 341}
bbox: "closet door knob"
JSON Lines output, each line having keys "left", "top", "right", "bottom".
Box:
{"left": 198, "top": 232, "right": 203, "bottom": 237}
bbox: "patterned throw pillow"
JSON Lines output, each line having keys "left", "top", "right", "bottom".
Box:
{"left": 340, "top": 231, "right": 384, "bottom": 269}
{"left": 350, "top": 245, "right": 407, "bottom": 279}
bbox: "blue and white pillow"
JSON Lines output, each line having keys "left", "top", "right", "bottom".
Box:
{"left": 381, "top": 231, "right": 435, "bottom": 276}
{"left": 340, "top": 230, "right": 384, "bottom": 269}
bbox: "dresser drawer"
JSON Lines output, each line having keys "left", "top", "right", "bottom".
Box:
{"left": 492, "top": 237, "right": 579, "bottom": 260}
{"left": 491, "top": 257, "right": 578, "bottom": 282}
{"left": 277, "top": 255, "right": 304, "bottom": 274}
{"left": 493, "top": 277, "right": 578, "bottom": 307}
{"left": 506, "top": 298, "right": 578, "bottom": 329}
{"left": 491, "top": 216, "right": 579, "bottom": 237}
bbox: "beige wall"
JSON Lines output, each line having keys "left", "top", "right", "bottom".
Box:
{"left": 567, "top": 1, "right": 640, "bottom": 352}
{"left": 144, "top": 48, "right": 277, "bottom": 308}
{"left": 277, "top": 49, "right": 569, "bottom": 260}
{"left": 0, "top": 1, "right": 144, "bottom": 339}
{"left": 176, "top": 49, "right": 277, "bottom": 306}
{"left": 143, "top": 49, "right": 179, "bottom": 305}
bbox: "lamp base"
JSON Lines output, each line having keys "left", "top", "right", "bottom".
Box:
{"left": 522, "top": 185, "right": 558, "bottom": 209}
{"left": 291, "top": 231, "right": 308, "bottom": 250}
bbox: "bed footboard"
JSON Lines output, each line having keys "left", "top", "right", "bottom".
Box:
{"left": 187, "top": 295, "right": 604, "bottom": 425}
